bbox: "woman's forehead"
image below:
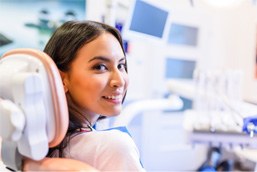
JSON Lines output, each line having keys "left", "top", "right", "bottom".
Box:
{"left": 75, "top": 33, "right": 125, "bottom": 61}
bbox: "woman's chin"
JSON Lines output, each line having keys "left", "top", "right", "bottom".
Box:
{"left": 103, "top": 110, "right": 122, "bottom": 117}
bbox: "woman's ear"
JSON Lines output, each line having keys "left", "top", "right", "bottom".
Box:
{"left": 59, "top": 70, "right": 68, "bottom": 93}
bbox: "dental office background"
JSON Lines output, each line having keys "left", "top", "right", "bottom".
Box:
{"left": 1, "top": 0, "right": 257, "bottom": 171}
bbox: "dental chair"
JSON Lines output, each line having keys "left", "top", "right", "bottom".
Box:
{"left": 0, "top": 49, "right": 97, "bottom": 171}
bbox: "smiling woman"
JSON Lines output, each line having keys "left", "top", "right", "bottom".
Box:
{"left": 60, "top": 32, "right": 128, "bottom": 121}
{"left": 43, "top": 20, "right": 144, "bottom": 171}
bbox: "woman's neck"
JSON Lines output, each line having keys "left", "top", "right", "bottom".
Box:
{"left": 83, "top": 114, "right": 100, "bottom": 127}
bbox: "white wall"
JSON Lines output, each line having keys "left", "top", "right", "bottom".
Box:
{"left": 85, "top": 0, "right": 106, "bottom": 22}
{"left": 218, "top": 3, "right": 257, "bottom": 103}
{"left": 195, "top": 1, "right": 257, "bottom": 103}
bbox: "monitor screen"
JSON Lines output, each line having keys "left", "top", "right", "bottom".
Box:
{"left": 129, "top": 0, "right": 168, "bottom": 38}
{"left": 165, "top": 57, "right": 196, "bottom": 79}
{"left": 167, "top": 23, "right": 199, "bottom": 46}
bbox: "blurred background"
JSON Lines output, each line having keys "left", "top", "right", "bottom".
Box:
{"left": 2, "top": 0, "right": 257, "bottom": 171}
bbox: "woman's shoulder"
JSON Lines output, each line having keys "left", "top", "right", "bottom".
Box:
{"left": 68, "top": 127, "right": 138, "bottom": 156}
{"left": 66, "top": 128, "right": 144, "bottom": 171}
{"left": 73, "top": 127, "right": 135, "bottom": 147}
{"left": 100, "top": 128, "right": 137, "bottom": 150}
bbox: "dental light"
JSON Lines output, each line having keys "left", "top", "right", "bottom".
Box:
{"left": 0, "top": 49, "right": 68, "bottom": 170}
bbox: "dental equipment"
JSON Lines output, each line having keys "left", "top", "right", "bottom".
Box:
{"left": 112, "top": 94, "right": 183, "bottom": 127}
{"left": 167, "top": 76, "right": 257, "bottom": 149}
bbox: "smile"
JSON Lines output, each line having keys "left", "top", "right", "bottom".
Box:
{"left": 103, "top": 95, "right": 123, "bottom": 100}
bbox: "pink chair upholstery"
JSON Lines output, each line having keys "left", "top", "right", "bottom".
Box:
{"left": 0, "top": 49, "right": 98, "bottom": 171}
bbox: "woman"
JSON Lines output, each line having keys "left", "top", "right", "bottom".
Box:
{"left": 44, "top": 20, "right": 144, "bottom": 171}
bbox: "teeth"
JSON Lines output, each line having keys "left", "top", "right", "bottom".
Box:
{"left": 104, "top": 95, "right": 122, "bottom": 100}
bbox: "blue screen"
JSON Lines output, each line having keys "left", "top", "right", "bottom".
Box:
{"left": 165, "top": 58, "right": 196, "bottom": 79}
{"left": 129, "top": 0, "right": 168, "bottom": 38}
{"left": 167, "top": 23, "right": 198, "bottom": 46}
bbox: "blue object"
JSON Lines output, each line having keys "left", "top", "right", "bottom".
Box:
{"left": 242, "top": 115, "right": 257, "bottom": 134}
{"left": 165, "top": 57, "right": 196, "bottom": 79}
{"left": 167, "top": 23, "right": 199, "bottom": 46}
{"left": 197, "top": 147, "right": 221, "bottom": 172}
{"left": 129, "top": 0, "right": 168, "bottom": 38}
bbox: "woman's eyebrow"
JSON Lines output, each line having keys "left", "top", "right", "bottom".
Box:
{"left": 88, "top": 56, "right": 126, "bottom": 63}
{"left": 88, "top": 56, "right": 110, "bottom": 63}
{"left": 119, "top": 57, "right": 126, "bottom": 62}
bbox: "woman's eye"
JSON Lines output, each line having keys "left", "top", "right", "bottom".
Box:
{"left": 93, "top": 64, "right": 107, "bottom": 71}
{"left": 118, "top": 63, "right": 126, "bottom": 70}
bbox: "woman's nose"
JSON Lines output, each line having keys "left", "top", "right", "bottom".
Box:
{"left": 110, "top": 69, "right": 126, "bottom": 88}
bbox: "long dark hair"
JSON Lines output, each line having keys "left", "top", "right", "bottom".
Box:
{"left": 44, "top": 20, "right": 127, "bottom": 157}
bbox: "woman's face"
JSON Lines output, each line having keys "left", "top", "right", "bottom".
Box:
{"left": 62, "top": 33, "right": 129, "bottom": 121}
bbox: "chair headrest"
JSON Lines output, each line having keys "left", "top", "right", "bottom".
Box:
{"left": 0, "top": 48, "right": 68, "bottom": 163}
